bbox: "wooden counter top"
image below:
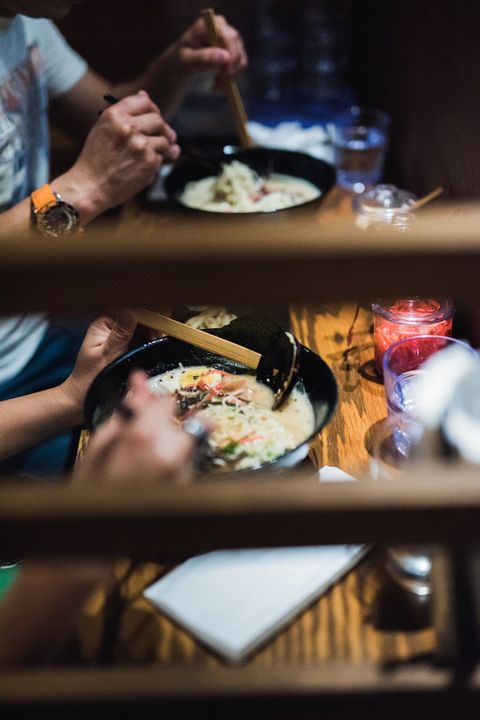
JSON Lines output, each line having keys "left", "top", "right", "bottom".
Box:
{"left": 71, "top": 186, "right": 435, "bottom": 670}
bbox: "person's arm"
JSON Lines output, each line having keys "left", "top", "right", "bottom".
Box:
{"left": 0, "top": 90, "right": 180, "bottom": 242}
{"left": 114, "top": 14, "right": 248, "bottom": 121}
{"left": 0, "top": 560, "right": 112, "bottom": 666}
{"left": 50, "top": 14, "right": 248, "bottom": 136}
{"left": 0, "top": 312, "right": 137, "bottom": 462}
{"left": 0, "top": 371, "right": 200, "bottom": 667}
{"left": 0, "top": 15, "right": 245, "bottom": 241}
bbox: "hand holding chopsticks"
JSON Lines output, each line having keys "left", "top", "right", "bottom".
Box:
{"left": 201, "top": 8, "right": 253, "bottom": 149}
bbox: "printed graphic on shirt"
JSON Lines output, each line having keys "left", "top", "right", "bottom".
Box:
{"left": 0, "top": 44, "right": 48, "bottom": 211}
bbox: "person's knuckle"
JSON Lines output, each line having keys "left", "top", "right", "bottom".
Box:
{"left": 111, "top": 117, "right": 133, "bottom": 141}
{"left": 128, "top": 132, "right": 146, "bottom": 153}
{"left": 144, "top": 144, "right": 159, "bottom": 165}
{"left": 102, "top": 104, "right": 117, "bottom": 121}
{"left": 155, "top": 118, "right": 168, "bottom": 136}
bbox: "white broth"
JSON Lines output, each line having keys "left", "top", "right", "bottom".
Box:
{"left": 179, "top": 160, "right": 321, "bottom": 213}
{"left": 149, "top": 365, "right": 315, "bottom": 472}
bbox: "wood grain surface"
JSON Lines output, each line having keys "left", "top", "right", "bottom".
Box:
{"left": 68, "top": 187, "right": 437, "bottom": 668}
{"left": 72, "top": 296, "right": 435, "bottom": 667}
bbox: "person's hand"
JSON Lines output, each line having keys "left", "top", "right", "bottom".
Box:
{"left": 169, "top": 14, "right": 248, "bottom": 81}
{"left": 59, "top": 91, "right": 180, "bottom": 224}
{"left": 60, "top": 311, "right": 137, "bottom": 421}
{"left": 74, "top": 370, "right": 198, "bottom": 485}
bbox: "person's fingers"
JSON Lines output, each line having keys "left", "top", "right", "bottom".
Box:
{"left": 148, "top": 135, "right": 181, "bottom": 161}
{"left": 214, "top": 16, "right": 247, "bottom": 74}
{"left": 180, "top": 15, "right": 211, "bottom": 48}
{"left": 136, "top": 89, "right": 162, "bottom": 114}
{"left": 129, "top": 112, "right": 177, "bottom": 142}
{"left": 124, "top": 370, "right": 176, "bottom": 419}
{"left": 126, "top": 369, "right": 154, "bottom": 407}
{"left": 103, "top": 397, "right": 194, "bottom": 483}
{"left": 73, "top": 416, "right": 123, "bottom": 483}
{"left": 99, "top": 311, "right": 137, "bottom": 360}
{"left": 179, "top": 46, "right": 230, "bottom": 74}
{"left": 76, "top": 365, "right": 205, "bottom": 487}
{"left": 227, "top": 36, "right": 247, "bottom": 74}
{"left": 107, "top": 91, "right": 160, "bottom": 117}
{"left": 100, "top": 93, "right": 179, "bottom": 153}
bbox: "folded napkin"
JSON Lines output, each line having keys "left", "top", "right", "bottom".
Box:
{"left": 246, "top": 120, "right": 333, "bottom": 163}
{"left": 412, "top": 342, "right": 480, "bottom": 428}
{"left": 144, "top": 466, "right": 366, "bottom": 664}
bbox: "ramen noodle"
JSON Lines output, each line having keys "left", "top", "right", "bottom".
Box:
{"left": 185, "top": 306, "right": 238, "bottom": 330}
{"left": 179, "top": 160, "right": 321, "bottom": 213}
{"left": 149, "top": 365, "right": 315, "bottom": 472}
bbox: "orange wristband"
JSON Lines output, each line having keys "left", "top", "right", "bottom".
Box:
{"left": 31, "top": 184, "right": 57, "bottom": 212}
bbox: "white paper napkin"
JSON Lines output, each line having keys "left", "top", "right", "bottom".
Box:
{"left": 144, "top": 466, "right": 366, "bottom": 664}
{"left": 412, "top": 342, "right": 480, "bottom": 428}
{"left": 247, "top": 120, "right": 333, "bottom": 163}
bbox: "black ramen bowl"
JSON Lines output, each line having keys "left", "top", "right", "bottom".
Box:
{"left": 84, "top": 334, "right": 338, "bottom": 475}
{"left": 164, "top": 146, "right": 336, "bottom": 216}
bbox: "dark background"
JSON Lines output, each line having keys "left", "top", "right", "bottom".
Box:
{"left": 56, "top": 0, "right": 251, "bottom": 83}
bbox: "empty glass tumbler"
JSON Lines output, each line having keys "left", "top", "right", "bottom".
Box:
{"left": 370, "top": 412, "right": 432, "bottom": 596}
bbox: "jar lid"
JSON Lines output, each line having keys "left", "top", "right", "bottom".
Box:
{"left": 371, "top": 296, "right": 455, "bottom": 324}
{"left": 352, "top": 184, "right": 416, "bottom": 218}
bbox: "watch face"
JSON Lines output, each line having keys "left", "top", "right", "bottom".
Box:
{"left": 37, "top": 200, "right": 80, "bottom": 238}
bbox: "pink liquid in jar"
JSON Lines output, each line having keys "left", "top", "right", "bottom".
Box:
{"left": 371, "top": 297, "right": 455, "bottom": 375}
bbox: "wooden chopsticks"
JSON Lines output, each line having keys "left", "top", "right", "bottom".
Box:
{"left": 201, "top": 7, "right": 253, "bottom": 149}
{"left": 134, "top": 309, "right": 261, "bottom": 369}
{"left": 409, "top": 186, "right": 444, "bottom": 211}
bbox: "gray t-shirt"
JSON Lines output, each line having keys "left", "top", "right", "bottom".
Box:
{"left": 0, "top": 15, "right": 87, "bottom": 384}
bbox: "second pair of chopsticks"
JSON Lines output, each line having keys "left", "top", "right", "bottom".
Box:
{"left": 201, "top": 8, "right": 252, "bottom": 149}
{"left": 101, "top": 8, "right": 253, "bottom": 151}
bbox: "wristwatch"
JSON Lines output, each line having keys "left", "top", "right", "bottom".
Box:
{"left": 31, "top": 184, "right": 82, "bottom": 239}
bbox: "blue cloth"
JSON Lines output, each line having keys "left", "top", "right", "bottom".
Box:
{"left": 0, "top": 318, "right": 90, "bottom": 478}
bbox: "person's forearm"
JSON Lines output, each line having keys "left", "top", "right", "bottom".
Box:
{"left": 0, "top": 172, "right": 107, "bottom": 242}
{"left": 0, "top": 385, "right": 81, "bottom": 462}
{"left": 0, "top": 561, "right": 111, "bottom": 666}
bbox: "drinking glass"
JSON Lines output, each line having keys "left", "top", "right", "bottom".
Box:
{"left": 329, "top": 105, "right": 390, "bottom": 192}
{"left": 370, "top": 412, "right": 432, "bottom": 596}
{"left": 382, "top": 335, "right": 476, "bottom": 419}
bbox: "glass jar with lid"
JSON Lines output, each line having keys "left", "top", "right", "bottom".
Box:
{"left": 371, "top": 296, "right": 455, "bottom": 375}
{"left": 353, "top": 183, "right": 417, "bottom": 230}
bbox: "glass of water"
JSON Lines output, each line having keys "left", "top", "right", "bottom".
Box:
{"left": 378, "top": 335, "right": 478, "bottom": 595}
{"left": 330, "top": 105, "right": 390, "bottom": 192}
{"left": 370, "top": 412, "right": 432, "bottom": 596}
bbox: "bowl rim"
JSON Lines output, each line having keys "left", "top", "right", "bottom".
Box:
{"left": 84, "top": 335, "right": 338, "bottom": 475}
{"left": 164, "top": 146, "right": 336, "bottom": 217}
